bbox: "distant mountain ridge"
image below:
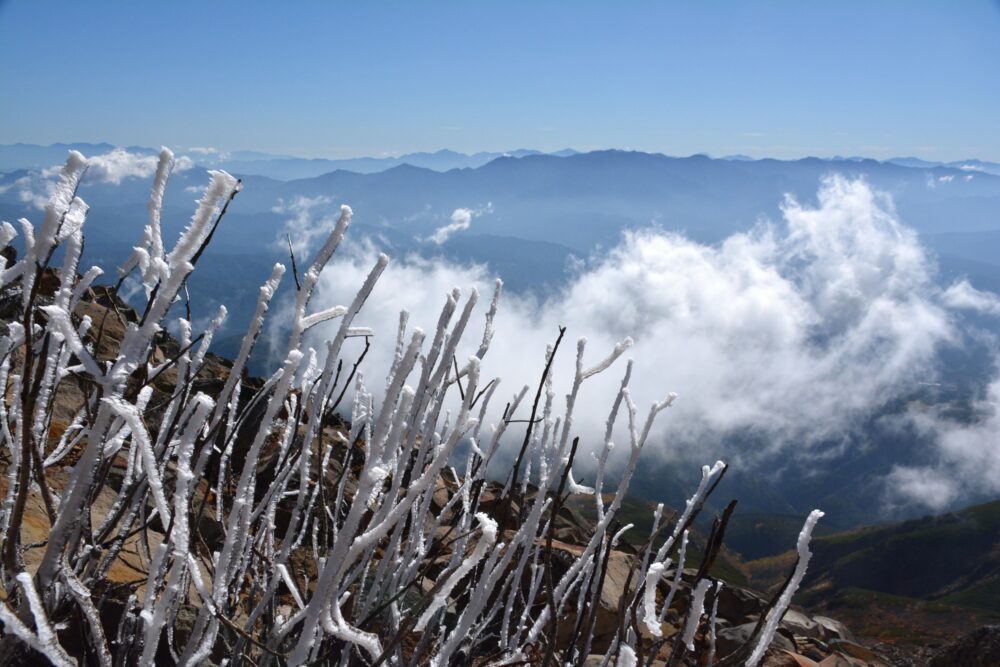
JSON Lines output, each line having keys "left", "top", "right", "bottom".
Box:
{"left": 4, "top": 146, "right": 998, "bottom": 308}
{"left": 887, "top": 156, "right": 1000, "bottom": 175}
{"left": 3, "top": 146, "right": 999, "bottom": 313}
{"left": 0, "top": 142, "right": 121, "bottom": 171}
{"left": 0, "top": 142, "right": 581, "bottom": 178}
{"left": 215, "top": 148, "right": 569, "bottom": 179}
{"left": 4, "top": 141, "right": 999, "bottom": 178}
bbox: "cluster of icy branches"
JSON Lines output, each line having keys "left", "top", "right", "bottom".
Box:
{"left": 0, "top": 150, "right": 822, "bottom": 666}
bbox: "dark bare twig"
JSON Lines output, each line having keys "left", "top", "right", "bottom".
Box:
{"left": 330, "top": 336, "right": 371, "bottom": 414}
{"left": 286, "top": 234, "right": 301, "bottom": 291}
{"left": 498, "top": 325, "right": 566, "bottom": 533}
{"left": 452, "top": 354, "right": 465, "bottom": 400}
{"left": 540, "top": 437, "right": 580, "bottom": 667}
{"left": 469, "top": 377, "right": 496, "bottom": 409}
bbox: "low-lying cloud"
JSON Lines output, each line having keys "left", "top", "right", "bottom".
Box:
{"left": 942, "top": 280, "right": 1000, "bottom": 316}
{"left": 13, "top": 148, "right": 194, "bottom": 208}
{"left": 86, "top": 148, "right": 193, "bottom": 184}
{"left": 887, "top": 377, "right": 1000, "bottom": 510}
{"left": 274, "top": 195, "right": 338, "bottom": 256}
{"left": 425, "top": 204, "right": 493, "bottom": 244}
{"left": 287, "top": 175, "right": 999, "bottom": 512}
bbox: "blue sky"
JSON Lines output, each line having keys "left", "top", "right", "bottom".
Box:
{"left": 2, "top": 1, "right": 999, "bottom": 161}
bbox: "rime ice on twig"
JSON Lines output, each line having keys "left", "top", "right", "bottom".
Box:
{"left": 746, "top": 509, "right": 825, "bottom": 667}
{"left": 0, "top": 149, "right": 823, "bottom": 667}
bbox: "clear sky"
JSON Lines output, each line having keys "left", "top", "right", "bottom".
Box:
{"left": 2, "top": 1, "right": 999, "bottom": 161}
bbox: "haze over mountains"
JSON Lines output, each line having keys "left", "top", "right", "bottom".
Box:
{"left": 2, "top": 142, "right": 999, "bottom": 531}
{"left": 4, "top": 141, "right": 1000, "bottom": 179}
{"left": 4, "top": 142, "right": 998, "bottom": 305}
{"left": 0, "top": 142, "right": 584, "bottom": 179}
{"left": 3, "top": 142, "right": 999, "bottom": 257}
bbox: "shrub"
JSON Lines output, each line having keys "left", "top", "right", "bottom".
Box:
{"left": 0, "top": 149, "right": 821, "bottom": 666}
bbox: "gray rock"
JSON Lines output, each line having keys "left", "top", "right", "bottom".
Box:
{"left": 716, "top": 622, "right": 794, "bottom": 658}
{"left": 714, "top": 584, "right": 767, "bottom": 625}
{"left": 781, "top": 608, "right": 822, "bottom": 639}
{"left": 813, "top": 615, "right": 855, "bottom": 643}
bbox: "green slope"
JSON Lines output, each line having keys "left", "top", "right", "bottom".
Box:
{"left": 748, "top": 499, "right": 1000, "bottom": 613}
{"left": 724, "top": 512, "right": 837, "bottom": 561}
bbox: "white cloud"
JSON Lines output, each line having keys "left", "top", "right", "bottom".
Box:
{"left": 291, "top": 175, "right": 993, "bottom": 497}
{"left": 884, "top": 465, "right": 961, "bottom": 510}
{"left": 942, "top": 280, "right": 1000, "bottom": 315}
{"left": 888, "top": 376, "right": 1000, "bottom": 510}
{"left": 13, "top": 148, "right": 196, "bottom": 208}
{"left": 12, "top": 164, "right": 64, "bottom": 208}
{"left": 179, "top": 147, "right": 231, "bottom": 164}
{"left": 273, "top": 195, "right": 337, "bottom": 257}
{"left": 938, "top": 174, "right": 954, "bottom": 183}
{"left": 15, "top": 173, "right": 55, "bottom": 209}
{"left": 425, "top": 204, "right": 492, "bottom": 244}
{"left": 85, "top": 148, "right": 192, "bottom": 184}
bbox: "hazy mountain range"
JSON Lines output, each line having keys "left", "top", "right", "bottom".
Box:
{"left": 3, "top": 145, "right": 997, "bottom": 307}
{"left": 0, "top": 142, "right": 581, "bottom": 179}
{"left": 3, "top": 141, "right": 999, "bottom": 179}
{"left": 3, "top": 144, "right": 998, "bottom": 252}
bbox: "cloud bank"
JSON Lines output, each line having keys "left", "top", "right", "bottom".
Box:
{"left": 287, "top": 175, "right": 999, "bottom": 510}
